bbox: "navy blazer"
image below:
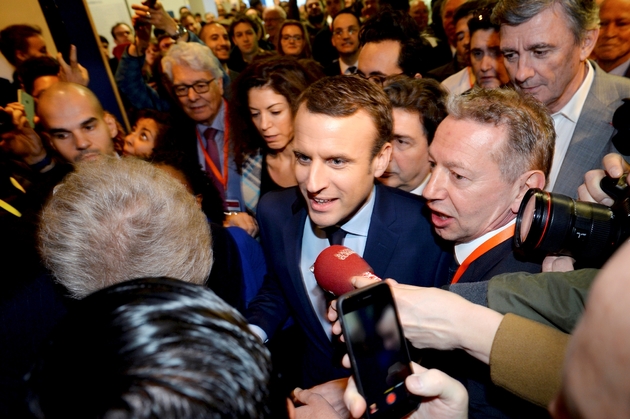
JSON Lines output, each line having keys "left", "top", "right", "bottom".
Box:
{"left": 445, "top": 238, "right": 547, "bottom": 419}
{"left": 456, "top": 238, "right": 542, "bottom": 284}
{"left": 247, "top": 183, "right": 451, "bottom": 386}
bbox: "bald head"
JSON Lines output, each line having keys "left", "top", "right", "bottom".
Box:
{"left": 38, "top": 82, "right": 116, "bottom": 163}
{"left": 551, "top": 241, "right": 630, "bottom": 418}
{"left": 38, "top": 82, "right": 105, "bottom": 118}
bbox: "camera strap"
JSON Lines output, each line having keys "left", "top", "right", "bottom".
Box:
{"left": 451, "top": 224, "right": 515, "bottom": 284}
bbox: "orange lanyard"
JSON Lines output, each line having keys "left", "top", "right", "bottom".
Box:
{"left": 451, "top": 224, "right": 515, "bottom": 284}
{"left": 196, "top": 100, "right": 230, "bottom": 190}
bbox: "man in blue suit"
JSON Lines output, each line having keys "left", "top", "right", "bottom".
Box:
{"left": 246, "top": 76, "right": 451, "bottom": 388}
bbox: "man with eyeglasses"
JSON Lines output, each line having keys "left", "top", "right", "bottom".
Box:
{"left": 162, "top": 42, "right": 259, "bottom": 236}
{"left": 323, "top": 9, "right": 361, "bottom": 76}
{"left": 110, "top": 23, "right": 134, "bottom": 61}
{"left": 357, "top": 9, "right": 432, "bottom": 82}
{"left": 311, "top": 0, "right": 347, "bottom": 68}
{"left": 262, "top": 6, "right": 286, "bottom": 47}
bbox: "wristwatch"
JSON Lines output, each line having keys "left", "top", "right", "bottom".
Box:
{"left": 171, "top": 24, "right": 187, "bottom": 40}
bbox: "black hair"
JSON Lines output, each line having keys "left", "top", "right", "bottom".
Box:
{"left": 16, "top": 56, "right": 60, "bottom": 96}
{"left": 27, "top": 277, "right": 280, "bottom": 419}
{"left": 110, "top": 22, "right": 132, "bottom": 39}
{"left": 0, "top": 24, "right": 43, "bottom": 66}
{"left": 467, "top": 3, "right": 499, "bottom": 37}
{"left": 359, "top": 7, "right": 433, "bottom": 76}
{"left": 229, "top": 13, "right": 257, "bottom": 39}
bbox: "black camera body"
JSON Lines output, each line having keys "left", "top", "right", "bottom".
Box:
{"left": 515, "top": 174, "right": 630, "bottom": 266}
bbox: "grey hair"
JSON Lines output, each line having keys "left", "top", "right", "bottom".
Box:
{"left": 39, "top": 156, "right": 212, "bottom": 298}
{"left": 162, "top": 42, "right": 223, "bottom": 83}
{"left": 446, "top": 87, "right": 555, "bottom": 184}
{"left": 492, "top": 0, "right": 599, "bottom": 43}
{"left": 263, "top": 6, "right": 287, "bottom": 19}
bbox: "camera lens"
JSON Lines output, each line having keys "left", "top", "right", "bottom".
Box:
{"left": 515, "top": 188, "right": 619, "bottom": 264}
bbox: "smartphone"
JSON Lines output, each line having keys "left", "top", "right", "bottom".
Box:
{"left": 337, "top": 282, "right": 419, "bottom": 419}
{"left": 18, "top": 90, "right": 35, "bottom": 128}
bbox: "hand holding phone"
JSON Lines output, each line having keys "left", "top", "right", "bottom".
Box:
{"left": 337, "top": 282, "right": 419, "bottom": 418}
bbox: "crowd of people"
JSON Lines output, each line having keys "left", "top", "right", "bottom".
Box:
{"left": 2, "top": 0, "right": 630, "bottom": 417}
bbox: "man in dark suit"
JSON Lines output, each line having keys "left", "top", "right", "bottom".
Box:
{"left": 322, "top": 9, "right": 361, "bottom": 76}
{"left": 246, "top": 76, "right": 451, "bottom": 388}
{"left": 493, "top": 0, "right": 630, "bottom": 198}
{"left": 422, "top": 87, "right": 555, "bottom": 418}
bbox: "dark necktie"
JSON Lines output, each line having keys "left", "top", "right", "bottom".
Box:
{"left": 325, "top": 226, "right": 347, "bottom": 246}
{"left": 204, "top": 127, "right": 220, "bottom": 168}
{"left": 203, "top": 127, "right": 226, "bottom": 198}
{"left": 346, "top": 66, "right": 356, "bottom": 75}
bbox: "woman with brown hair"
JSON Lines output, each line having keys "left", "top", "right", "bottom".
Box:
{"left": 229, "top": 56, "right": 323, "bottom": 208}
{"left": 276, "top": 20, "right": 312, "bottom": 59}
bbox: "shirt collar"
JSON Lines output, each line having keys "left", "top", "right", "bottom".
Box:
{"left": 552, "top": 61, "right": 595, "bottom": 123}
{"left": 339, "top": 60, "right": 358, "bottom": 75}
{"left": 454, "top": 219, "right": 516, "bottom": 264}
{"left": 197, "top": 99, "right": 226, "bottom": 132}
{"left": 409, "top": 173, "right": 431, "bottom": 196}
{"left": 312, "top": 185, "right": 376, "bottom": 238}
{"left": 608, "top": 57, "right": 630, "bottom": 77}
{"left": 342, "top": 185, "right": 376, "bottom": 237}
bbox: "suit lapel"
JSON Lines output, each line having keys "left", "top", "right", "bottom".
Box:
{"left": 363, "top": 185, "right": 400, "bottom": 277}
{"left": 555, "top": 63, "right": 617, "bottom": 197}
{"left": 282, "top": 197, "right": 331, "bottom": 341}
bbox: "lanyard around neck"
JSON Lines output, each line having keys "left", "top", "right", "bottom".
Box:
{"left": 196, "top": 100, "right": 230, "bottom": 190}
{"left": 451, "top": 224, "right": 515, "bottom": 284}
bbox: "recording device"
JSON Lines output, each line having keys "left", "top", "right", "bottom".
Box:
{"left": 134, "top": 0, "right": 157, "bottom": 30}
{"left": 612, "top": 98, "right": 630, "bottom": 156}
{"left": 18, "top": 90, "right": 35, "bottom": 128}
{"left": 515, "top": 174, "right": 630, "bottom": 265}
{"left": 337, "top": 282, "right": 418, "bottom": 419}
{"left": 312, "top": 245, "right": 380, "bottom": 296}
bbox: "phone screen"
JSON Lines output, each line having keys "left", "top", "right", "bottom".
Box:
{"left": 339, "top": 282, "right": 417, "bottom": 418}
{"left": 18, "top": 90, "right": 35, "bottom": 128}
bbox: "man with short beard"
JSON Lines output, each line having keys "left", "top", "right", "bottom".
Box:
{"left": 304, "top": 0, "right": 327, "bottom": 42}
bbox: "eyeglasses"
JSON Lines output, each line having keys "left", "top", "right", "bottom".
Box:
{"left": 173, "top": 79, "right": 215, "bottom": 97}
{"left": 356, "top": 71, "right": 388, "bottom": 86}
{"left": 333, "top": 27, "right": 359, "bottom": 37}
{"left": 282, "top": 35, "right": 303, "bottom": 42}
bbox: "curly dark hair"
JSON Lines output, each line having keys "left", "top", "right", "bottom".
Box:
{"left": 229, "top": 56, "right": 323, "bottom": 169}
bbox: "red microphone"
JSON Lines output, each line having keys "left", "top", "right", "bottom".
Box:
{"left": 313, "top": 245, "right": 381, "bottom": 296}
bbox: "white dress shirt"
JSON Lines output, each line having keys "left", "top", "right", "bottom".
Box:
{"left": 409, "top": 173, "right": 430, "bottom": 196}
{"left": 547, "top": 61, "right": 595, "bottom": 191}
{"left": 454, "top": 219, "right": 516, "bottom": 265}
{"left": 300, "top": 186, "right": 376, "bottom": 339}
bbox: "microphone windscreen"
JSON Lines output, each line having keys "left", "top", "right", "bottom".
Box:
{"left": 313, "top": 245, "right": 378, "bottom": 296}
